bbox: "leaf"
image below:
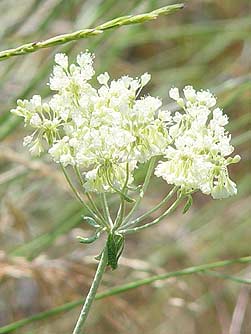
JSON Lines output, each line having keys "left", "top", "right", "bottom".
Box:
{"left": 107, "top": 233, "right": 125, "bottom": 270}
{"left": 82, "top": 216, "right": 99, "bottom": 228}
{"left": 182, "top": 194, "right": 193, "bottom": 214}
{"left": 77, "top": 231, "right": 100, "bottom": 244}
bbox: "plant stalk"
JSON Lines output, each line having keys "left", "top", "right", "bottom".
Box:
{"left": 122, "top": 156, "right": 157, "bottom": 225}
{"left": 72, "top": 246, "right": 108, "bottom": 334}
{"left": 0, "top": 4, "right": 184, "bottom": 61}
{"left": 120, "top": 195, "right": 184, "bottom": 234}
{"left": 61, "top": 165, "right": 105, "bottom": 226}
{"left": 101, "top": 193, "right": 113, "bottom": 228}
{"left": 74, "top": 166, "right": 106, "bottom": 226}
{"left": 121, "top": 186, "right": 178, "bottom": 230}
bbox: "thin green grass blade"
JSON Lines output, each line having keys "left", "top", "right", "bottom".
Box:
{"left": 0, "top": 4, "right": 184, "bottom": 61}
{"left": 1, "top": 255, "right": 251, "bottom": 333}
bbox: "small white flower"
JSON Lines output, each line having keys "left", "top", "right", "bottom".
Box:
{"left": 158, "top": 110, "right": 172, "bottom": 123}
{"left": 54, "top": 53, "right": 68, "bottom": 69}
{"left": 49, "top": 66, "right": 69, "bottom": 91}
{"left": 69, "top": 138, "right": 79, "bottom": 148}
{"left": 60, "top": 154, "right": 75, "bottom": 167}
{"left": 196, "top": 90, "right": 216, "bottom": 108}
{"left": 76, "top": 51, "right": 94, "bottom": 67}
{"left": 211, "top": 108, "right": 228, "bottom": 126}
{"left": 29, "top": 139, "right": 43, "bottom": 156}
{"left": 97, "top": 72, "right": 110, "bottom": 86}
{"left": 30, "top": 113, "right": 42, "bottom": 127}
{"left": 211, "top": 172, "right": 237, "bottom": 199}
{"left": 141, "top": 72, "right": 151, "bottom": 87}
{"left": 183, "top": 86, "right": 196, "bottom": 101}
{"left": 31, "top": 95, "right": 42, "bottom": 107}
{"left": 23, "top": 135, "right": 33, "bottom": 147}
{"left": 169, "top": 87, "right": 180, "bottom": 101}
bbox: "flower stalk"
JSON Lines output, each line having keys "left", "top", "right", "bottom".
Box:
{"left": 120, "top": 193, "right": 185, "bottom": 235}
{"left": 60, "top": 165, "right": 99, "bottom": 221}
{"left": 123, "top": 157, "right": 157, "bottom": 225}
{"left": 72, "top": 245, "right": 108, "bottom": 334}
{"left": 122, "top": 186, "right": 178, "bottom": 229}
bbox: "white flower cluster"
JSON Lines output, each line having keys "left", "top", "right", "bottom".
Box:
{"left": 155, "top": 86, "right": 240, "bottom": 199}
{"left": 11, "top": 51, "right": 168, "bottom": 193}
{"left": 11, "top": 51, "right": 239, "bottom": 199}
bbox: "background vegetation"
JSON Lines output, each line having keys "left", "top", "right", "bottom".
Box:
{"left": 0, "top": 0, "right": 250, "bottom": 333}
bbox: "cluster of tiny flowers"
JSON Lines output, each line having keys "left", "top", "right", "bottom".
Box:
{"left": 11, "top": 51, "right": 239, "bottom": 198}
{"left": 155, "top": 86, "right": 240, "bottom": 199}
{"left": 11, "top": 51, "right": 168, "bottom": 193}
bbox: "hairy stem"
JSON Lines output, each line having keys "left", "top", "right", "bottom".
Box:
{"left": 72, "top": 246, "right": 108, "bottom": 334}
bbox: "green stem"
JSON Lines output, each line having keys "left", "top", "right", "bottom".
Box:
{"left": 86, "top": 193, "right": 106, "bottom": 223}
{"left": 101, "top": 193, "right": 113, "bottom": 228}
{"left": 60, "top": 165, "right": 102, "bottom": 225}
{"left": 120, "top": 195, "right": 184, "bottom": 234}
{"left": 74, "top": 166, "right": 106, "bottom": 226}
{"left": 72, "top": 246, "right": 108, "bottom": 334}
{"left": 204, "top": 270, "right": 251, "bottom": 284}
{"left": 122, "top": 157, "right": 157, "bottom": 225}
{"left": 0, "top": 4, "right": 184, "bottom": 61}
{"left": 74, "top": 165, "right": 85, "bottom": 186}
{"left": 113, "top": 196, "right": 125, "bottom": 231}
{"left": 2, "top": 255, "right": 251, "bottom": 334}
{"left": 105, "top": 168, "right": 134, "bottom": 203}
{"left": 113, "top": 162, "right": 130, "bottom": 230}
{"left": 121, "top": 186, "right": 178, "bottom": 230}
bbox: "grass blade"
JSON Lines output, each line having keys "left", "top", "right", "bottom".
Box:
{"left": 0, "top": 255, "right": 251, "bottom": 333}
{"left": 0, "top": 4, "right": 184, "bottom": 61}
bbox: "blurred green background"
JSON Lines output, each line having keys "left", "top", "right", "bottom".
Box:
{"left": 0, "top": 0, "right": 250, "bottom": 333}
